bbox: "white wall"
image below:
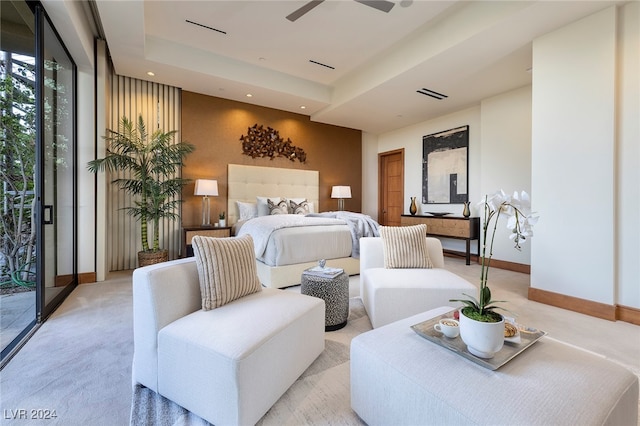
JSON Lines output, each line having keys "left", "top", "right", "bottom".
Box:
{"left": 531, "top": 7, "right": 617, "bottom": 304}
{"left": 371, "top": 89, "right": 534, "bottom": 264}
{"left": 479, "top": 86, "right": 532, "bottom": 264}
{"left": 77, "top": 69, "right": 96, "bottom": 277}
{"left": 616, "top": 1, "right": 639, "bottom": 308}
{"left": 375, "top": 106, "right": 483, "bottom": 255}
{"left": 361, "top": 132, "right": 379, "bottom": 219}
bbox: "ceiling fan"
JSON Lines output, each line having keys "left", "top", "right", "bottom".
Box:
{"left": 286, "top": 0, "right": 395, "bottom": 22}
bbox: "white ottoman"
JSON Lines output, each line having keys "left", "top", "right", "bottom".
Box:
{"left": 351, "top": 307, "right": 639, "bottom": 426}
{"left": 360, "top": 237, "right": 477, "bottom": 328}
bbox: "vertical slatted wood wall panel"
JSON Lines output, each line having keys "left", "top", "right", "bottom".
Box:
{"left": 107, "top": 75, "right": 182, "bottom": 270}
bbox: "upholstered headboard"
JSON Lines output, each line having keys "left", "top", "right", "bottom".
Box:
{"left": 227, "top": 164, "right": 319, "bottom": 225}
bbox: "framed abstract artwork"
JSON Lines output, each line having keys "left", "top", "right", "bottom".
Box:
{"left": 422, "top": 125, "right": 469, "bottom": 204}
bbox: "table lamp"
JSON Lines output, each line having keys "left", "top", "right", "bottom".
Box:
{"left": 331, "top": 186, "right": 351, "bottom": 211}
{"left": 194, "top": 179, "right": 218, "bottom": 226}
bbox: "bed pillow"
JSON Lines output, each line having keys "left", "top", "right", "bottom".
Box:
{"left": 379, "top": 224, "right": 433, "bottom": 269}
{"left": 267, "top": 198, "right": 289, "bottom": 215}
{"left": 236, "top": 201, "right": 258, "bottom": 221}
{"left": 192, "top": 234, "right": 262, "bottom": 310}
{"left": 257, "top": 196, "right": 286, "bottom": 216}
{"left": 288, "top": 198, "right": 313, "bottom": 215}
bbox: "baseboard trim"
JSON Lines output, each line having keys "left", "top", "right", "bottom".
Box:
{"left": 79, "top": 272, "right": 97, "bottom": 284}
{"left": 528, "top": 287, "right": 617, "bottom": 321}
{"left": 442, "top": 252, "right": 531, "bottom": 274}
{"left": 55, "top": 272, "right": 97, "bottom": 286}
{"left": 482, "top": 258, "right": 530, "bottom": 274}
{"left": 616, "top": 304, "right": 640, "bottom": 326}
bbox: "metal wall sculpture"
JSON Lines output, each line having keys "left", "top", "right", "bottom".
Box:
{"left": 240, "top": 124, "right": 306, "bottom": 163}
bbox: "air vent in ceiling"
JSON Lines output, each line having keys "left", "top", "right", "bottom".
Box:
{"left": 309, "top": 60, "right": 335, "bottom": 70}
{"left": 417, "top": 88, "right": 447, "bottom": 100}
{"left": 186, "top": 19, "right": 227, "bottom": 35}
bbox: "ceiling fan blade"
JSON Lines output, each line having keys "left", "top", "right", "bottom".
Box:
{"left": 286, "top": 0, "right": 325, "bottom": 22}
{"left": 354, "top": 0, "right": 395, "bottom": 13}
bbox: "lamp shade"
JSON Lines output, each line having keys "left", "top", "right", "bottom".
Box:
{"left": 331, "top": 186, "right": 352, "bottom": 199}
{"left": 194, "top": 179, "right": 219, "bottom": 196}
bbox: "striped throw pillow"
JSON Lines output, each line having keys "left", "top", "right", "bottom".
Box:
{"left": 192, "top": 234, "right": 262, "bottom": 310}
{"left": 379, "top": 224, "right": 433, "bottom": 269}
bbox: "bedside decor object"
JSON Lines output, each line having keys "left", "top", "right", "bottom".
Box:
{"left": 87, "top": 115, "right": 195, "bottom": 267}
{"left": 409, "top": 197, "right": 417, "bottom": 215}
{"left": 240, "top": 123, "right": 306, "bottom": 163}
{"left": 218, "top": 211, "right": 226, "bottom": 227}
{"left": 331, "top": 186, "right": 351, "bottom": 211}
{"left": 450, "top": 190, "right": 538, "bottom": 358}
{"left": 194, "top": 179, "right": 219, "bottom": 227}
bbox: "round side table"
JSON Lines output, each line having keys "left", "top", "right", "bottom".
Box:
{"left": 301, "top": 272, "right": 349, "bottom": 331}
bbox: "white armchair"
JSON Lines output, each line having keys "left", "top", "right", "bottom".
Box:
{"left": 359, "top": 237, "right": 477, "bottom": 328}
{"left": 132, "top": 257, "right": 325, "bottom": 425}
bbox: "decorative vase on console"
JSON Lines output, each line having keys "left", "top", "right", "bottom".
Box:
{"left": 409, "top": 197, "right": 417, "bottom": 215}
{"left": 462, "top": 201, "right": 470, "bottom": 217}
{"left": 451, "top": 190, "right": 538, "bottom": 359}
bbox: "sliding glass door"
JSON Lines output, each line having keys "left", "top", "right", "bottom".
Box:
{"left": 1, "top": 0, "right": 38, "bottom": 363}
{"left": 35, "top": 5, "right": 76, "bottom": 320}
{"left": 0, "top": 1, "right": 76, "bottom": 365}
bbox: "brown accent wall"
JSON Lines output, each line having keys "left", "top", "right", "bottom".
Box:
{"left": 181, "top": 91, "right": 362, "bottom": 227}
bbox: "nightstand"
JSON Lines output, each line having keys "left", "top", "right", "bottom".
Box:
{"left": 183, "top": 225, "right": 232, "bottom": 257}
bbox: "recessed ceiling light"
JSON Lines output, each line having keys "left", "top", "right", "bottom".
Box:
{"left": 300, "top": 106, "right": 306, "bottom": 110}
{"left": 246, "top": 94, "right": 253, "bottom": 98}
{"left": 147, "top": 71, "right": 155, "bottom": 76}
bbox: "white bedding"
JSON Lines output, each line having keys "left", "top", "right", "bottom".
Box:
{"left": 237, "top": 215, "right": 352, "bottom": 266}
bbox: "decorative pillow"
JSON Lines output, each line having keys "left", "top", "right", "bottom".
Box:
{"left": 289, "top": 198, "right": 312, "bottom": 215}
{"left": 379, "top": 224, "right": 433, "bottom": 269}
{"left": 257, "top": 196, "right": 285, "bottom": 216}
{"left": 267, "top": 198, "right": 289, "bottom": 215}
{"left": 236, "top": 201, "right": 258, "bottom": 221}
{"left": 192, "top": 234, "right": 262, "bottom": 310}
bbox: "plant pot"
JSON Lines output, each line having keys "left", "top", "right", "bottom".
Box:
{"left": 138, "top": 250, "right": 168, "bottom": 267}
{"left": 459, "top": 310, "right": 504, "bottom": 359}
{"left": 219, "top": 219, "right": 226, "bottom": 227}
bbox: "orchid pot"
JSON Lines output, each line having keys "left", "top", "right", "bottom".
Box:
{"left": 450, "top": 190, "right": 539, "bottom": 358}
{"left": 459, "top": 308, "right": 504, "bottom": 358}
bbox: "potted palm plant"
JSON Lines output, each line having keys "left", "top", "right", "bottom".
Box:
{"left": 451, "top": 190, "right": 538, "bottom": 358}
{"left": 88, "top": 115, "right": 195, "bottom": 266}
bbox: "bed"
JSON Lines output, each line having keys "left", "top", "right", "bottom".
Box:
{"left": 227, "top": 164, "right": 377, "bottom": 288}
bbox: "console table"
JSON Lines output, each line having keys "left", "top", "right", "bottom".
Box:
{"left": 183, "top": 225, "right": 232, "bottom": 257}
{"left": 400, "top": 215, "right": 479, "bottom": 265}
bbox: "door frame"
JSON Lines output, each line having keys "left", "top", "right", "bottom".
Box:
{"left": 378, "top": 149, "right": 404, "bottom": 226}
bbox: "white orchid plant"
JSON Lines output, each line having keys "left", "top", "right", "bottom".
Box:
{"left": 451, "top": 190, "right": 539, "bottom": 322}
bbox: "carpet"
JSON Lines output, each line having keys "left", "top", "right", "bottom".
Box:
{"left": 130, "top": 297, "right": 371, "bottom": 426}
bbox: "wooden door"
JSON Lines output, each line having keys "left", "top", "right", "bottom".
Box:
{"left": 378, "top": 149, "right": 404, "bottom": 226}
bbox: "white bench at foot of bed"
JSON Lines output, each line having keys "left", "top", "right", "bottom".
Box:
{"left": 257, "top": 257, "right": 360, "bottom": 289}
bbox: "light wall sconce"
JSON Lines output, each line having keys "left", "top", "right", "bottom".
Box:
{"left": 194, "top": 179, "right": 219, "bottom": 226}
{"left": 331, "top": 186, "right": 352, "bottom": 211}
